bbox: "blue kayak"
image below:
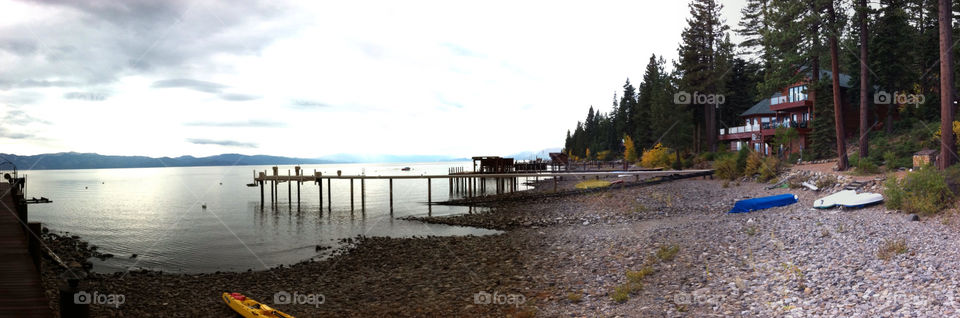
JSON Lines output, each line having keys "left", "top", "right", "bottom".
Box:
{"left": 728, "top": 194, "right": 798, "bottom": 213}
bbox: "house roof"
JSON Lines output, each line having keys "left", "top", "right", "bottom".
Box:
{"left": 740, "top": 97, "right": 775, "bottom": 117}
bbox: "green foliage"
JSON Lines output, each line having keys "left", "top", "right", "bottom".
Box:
{"left": 744, "top": 151, "right": 763, "bottom": 176}
{"left": 735, "top": 147, "right": 750, "bottom": 173}
{"left": 656, "top": 245, "right": 680, "bottom": 262}
{"left": 884, "top": 166, "right": 954, "bottom": 215}
{"left": 758, "top": 156, "right": 781, "bottom": 182}
{"left": 853, "top": 161, "right": 880, "bottom": 175}
{"left": 714, "top": 155, "right": 740, "bottom": 181}
{"left": 877, "top": 238, "right": 908, "bottom": 261}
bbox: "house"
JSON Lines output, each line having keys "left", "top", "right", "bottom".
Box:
{"left": 719, "top": 70, "right": 860, "bottom": 156}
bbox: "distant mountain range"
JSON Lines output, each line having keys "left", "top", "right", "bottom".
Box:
{"left": 506, "top": 148, "right": 562, "bottom": 161}
{"left": 0, "top": 149, "right": 556, "bottom": 170}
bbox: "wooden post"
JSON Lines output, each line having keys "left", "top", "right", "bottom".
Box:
{"left": 389, "top": 178, "right": 394, "bottom": 214}
{"left": 319, "top": 178, "right": 323, "bottom": 209}
{"left": 287, "top": 170, "right": 292, "bottom": 205}
{"left": 327, "top": 178, "right": 331, "bottom": 210}
{"left": 449, "top": 178, "right": 453, "bottom": 195}
{"left": 427, "top": 177, "right": 432, "bottom": 206}
{"left": 553, "top": 177, "right": 558, "bottom": 192}
{"left": 361, "top": 178, "right": 365, "bottom": 212}
{"left": 259, "top": 180, "right": 264, "bottom": 208}
{"left": 28, "top": 222, "right": 41, "bottom": 270}
{"left": 350, "top": 178, "right": 354, "bottom": 211}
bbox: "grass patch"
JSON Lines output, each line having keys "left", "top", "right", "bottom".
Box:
{"left": 575, "top": 180, "right": 612, "bottom": 189}
{"left": 611, "top": 284, "right": 632, "bottom": 303}
{"left": 877, "top": 238, "right": 908, "bottom": 261}
{"left": 656, "top": 245, "right": 680, "bottom": 262}
{"left": 626, "top": 266, "right": 655, "bottom": 283}
{"left": 743, "top": 226, "right": 757, "bottom": 236}
{"left": 567, "top": 292, "right": 583, "bottom": 303}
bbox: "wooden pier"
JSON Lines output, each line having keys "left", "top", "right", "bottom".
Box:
{"left": 251, "top": 166, "right": 712, "bottom": 214}
{"left": 0, "top": 181, "right": 53, "bottom": 317}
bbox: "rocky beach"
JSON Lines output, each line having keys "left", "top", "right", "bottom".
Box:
{"left": 38, "top": 172, "right": 960, "bottom": 317}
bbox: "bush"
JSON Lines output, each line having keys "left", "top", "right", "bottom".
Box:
{"left": 884, "top": 165, "right": 954, "bottom": 215}
{"left": 853, "top": 161, "right": 881, "bottom": 175}
{"left": 744, "top": 151, "right": 763, "bottom": 177}
{"left": 883, "top": 174, "right": 904, "bottom": 210}
{"left": 714, "top": 155, "right": 740, "bottom": 181}
{"left": 758, "top": 156, "right": 781, "bottom": 182}
{"left": 640, "top": 143, "right": 674, "bottom": 168}
{"left": 787, "top": 153, "right": 800, "bottom": 164}
{"left": 735, "top": 148, "right": 750, "bottom": 173}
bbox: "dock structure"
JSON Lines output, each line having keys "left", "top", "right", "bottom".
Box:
{"left": 0, "top": 177, "right": 53, "bottom": 317}
{"left": 252, "top": 165, "right": 712, "bottom": 215}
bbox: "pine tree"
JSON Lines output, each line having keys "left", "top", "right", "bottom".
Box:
{"left": 738, "top": 0, "right": 771, "bottom": 65}
{"left": 676, "top": 0, "right": 730, "bottom": 153}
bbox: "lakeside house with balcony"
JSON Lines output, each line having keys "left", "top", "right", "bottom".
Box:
{"left": 719, "top": 70, "right": 859, "bottom": 156}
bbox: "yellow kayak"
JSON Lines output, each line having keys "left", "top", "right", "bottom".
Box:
{"left": 222, "top": 292, "right": 296, "bottom": 318}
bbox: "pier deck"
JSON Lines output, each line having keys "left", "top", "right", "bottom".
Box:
{"left": 250, "top": 167, "right": 713, "bottom": 214}
{"left": 0, "top": 182, "right": 51, "bottom": 317}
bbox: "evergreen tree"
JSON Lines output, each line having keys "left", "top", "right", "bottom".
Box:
{"left": 676, "top": 0, "right": 730, "bottom": 153}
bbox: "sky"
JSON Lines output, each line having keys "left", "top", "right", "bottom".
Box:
{"left": 0, "top": 0, "right": 748, "bottom": 158}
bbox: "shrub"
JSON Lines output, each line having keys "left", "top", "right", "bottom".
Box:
{"left": 883, "top": 174, "right": 905, "bottom": 210}
{"left": 884, "top": 165, "right": 954, "bottom": 215}
{"left": 787, "top": 153, "right": 800, "bottom": 164}
{"left": 611, "top": 285, "right": 630, "bottom": 303}
{"left": 656, "top": 245, "right": 680, "bottom": 261}
{"left": 744, "top": 151, "right": 763, "bottom": 176}
{"left": 640, "top": 143, "right": 674, "bottom": 168}
{"left": 714, "top": 156, "right": 740, "bottom": 181}
{"left": 735, "top": 148, "right": 750, "bottom": 173}
{"left": 853, "top": 161, "right": 880, "bottom": 175}
{"left": 877, "top": 238, "right": 908, "bottom": 261}
{"left": 758, "top": 156, "right": 781, "bottom": 182}
{"left": 816, "top": 175, "right": 838, "bottom": 189}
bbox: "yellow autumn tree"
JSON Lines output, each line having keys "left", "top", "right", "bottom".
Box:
{"left": 623, "top": 135, "right": 638, "bottom": 163}
{"left": 934, "top": 120, "right": 960, "bottom": 146}
{"left": 640, "top": 143, "right": 674, "bottom": 168}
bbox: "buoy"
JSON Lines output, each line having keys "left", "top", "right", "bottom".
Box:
{"left": 202, "top": 204, "right": 207, "bottom": 209}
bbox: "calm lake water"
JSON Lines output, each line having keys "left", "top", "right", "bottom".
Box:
{"left": 24, "top": 162, "right": 516, "bottom": 273}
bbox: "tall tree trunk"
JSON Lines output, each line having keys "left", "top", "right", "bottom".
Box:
{"left": 828, "top": 2, "right": 850, "bottom": 170}
{"left": 859, "top": 0, "right": 870, "bottom": 159}
{"left": 885, "top": 105, "right": 895, "bottom": 134}
{"left": 939, "top": 0, "right": 956, "bottom": 169}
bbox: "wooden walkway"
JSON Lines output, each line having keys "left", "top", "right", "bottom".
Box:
{"left": 0, "top": 182, "right": 51, "bottom": 317}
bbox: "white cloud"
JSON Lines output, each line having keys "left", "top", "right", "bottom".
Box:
{"left": 0, "top": 0, "right": 748, "bottom": 158}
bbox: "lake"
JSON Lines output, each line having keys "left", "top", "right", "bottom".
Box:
{"left": 23, "top": 162, "right": 516, "bottom": 273}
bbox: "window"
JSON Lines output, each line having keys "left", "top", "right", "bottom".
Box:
{"left": 788, "top": 85, "right": 808, "bottom": 103}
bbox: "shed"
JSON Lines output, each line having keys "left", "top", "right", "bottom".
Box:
{"left": 913, "top": 149, "right": 937, "bottom": 168}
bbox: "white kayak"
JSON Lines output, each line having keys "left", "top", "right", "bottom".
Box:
{"left": 840, "top": 192, "right": 884, "bottom": 208}
{"left": 813, "top": 190, "right": 883, "bottom": 209}
{"left": 813, "top": 190, "right": 856, "bottom": 209}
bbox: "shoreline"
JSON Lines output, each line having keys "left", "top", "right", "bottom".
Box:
{"left": 38, "top": 174, "right": 960, "bottom": 317}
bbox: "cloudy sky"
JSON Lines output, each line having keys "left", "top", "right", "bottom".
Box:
{"left": 0, "top": 0, "right": 747, "bottom": 158}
